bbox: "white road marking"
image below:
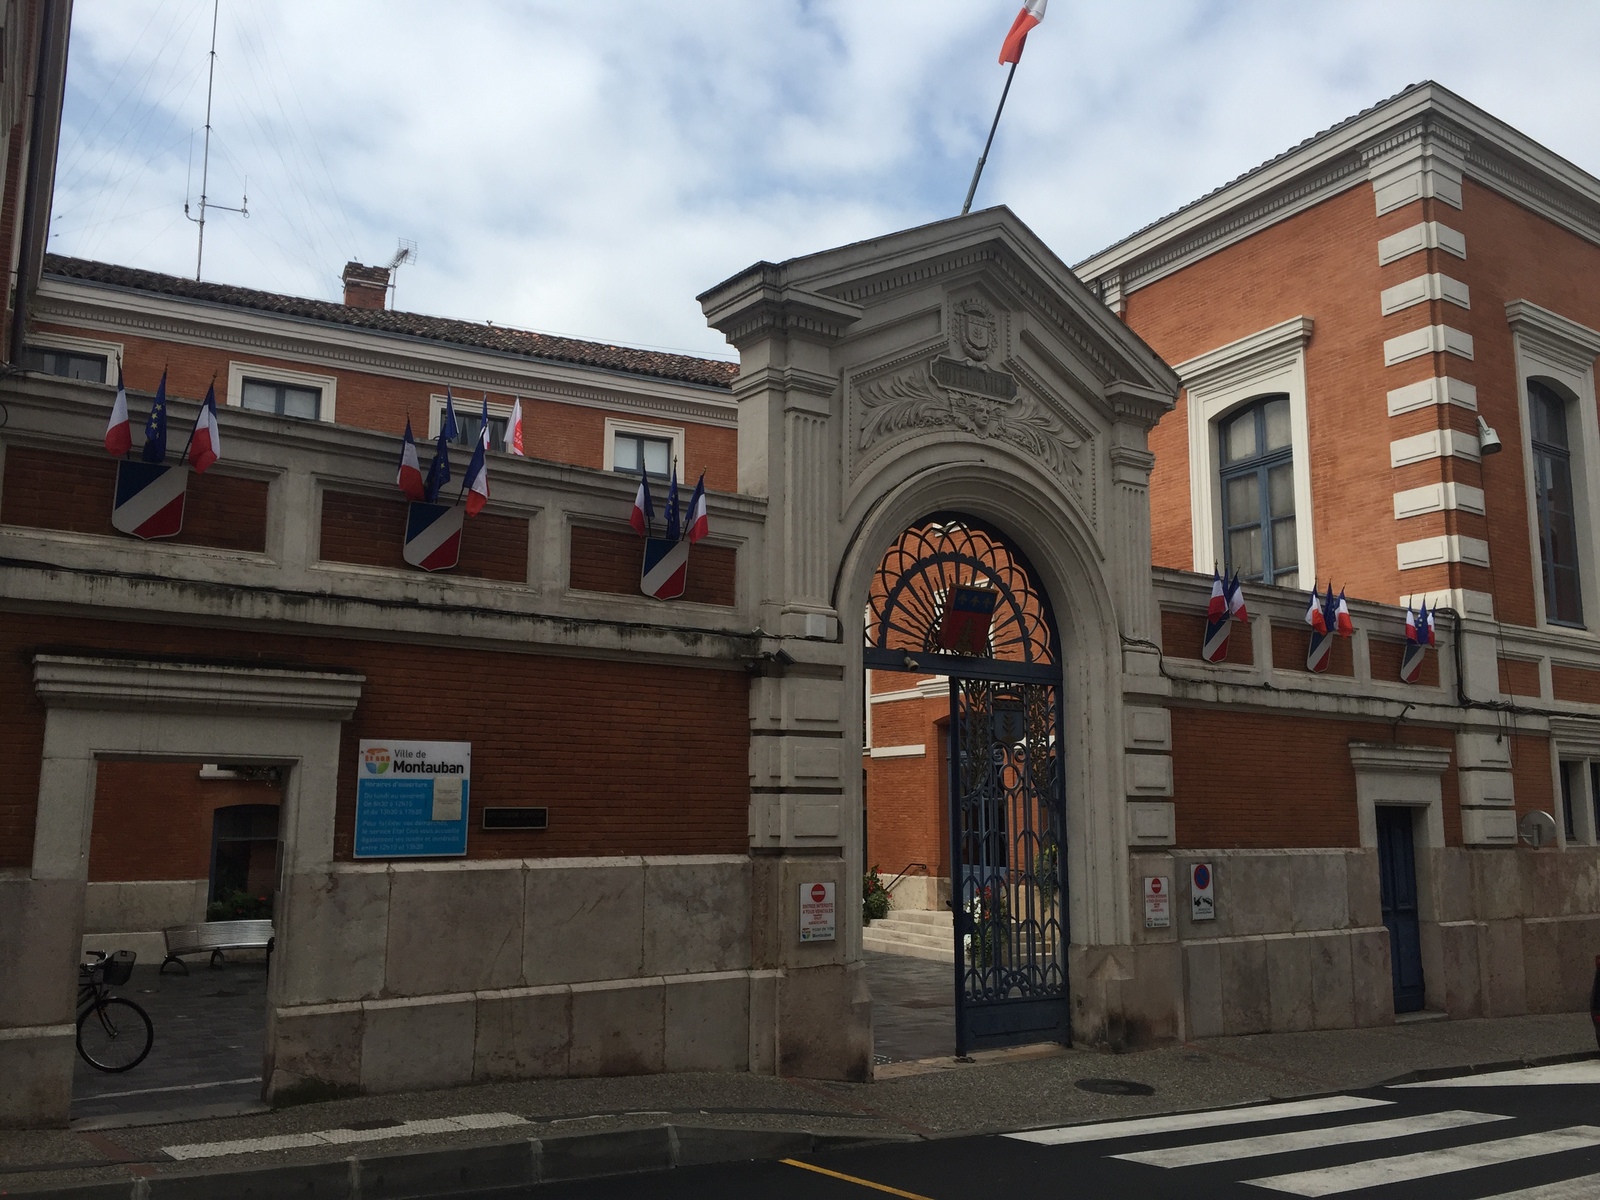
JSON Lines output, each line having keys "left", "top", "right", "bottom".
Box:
{"left": 1248, "top": 1125, "right": 1600, "bottom": 1196}
{"left": 1005, "top": 1096, "right": 1391, "bottom": 1147}
{"left": 1116, "top": 1109, "right": 1510, "bottom": 1168}
{"left": 1391, "top": 1061, "right": 1600, "bottom": 1089}
{"left": 1479, "top": 1173, "right": 1600, "bottom": 1199}
{"left": 163, "top": 1111, "right": 527, "bottom": 1160}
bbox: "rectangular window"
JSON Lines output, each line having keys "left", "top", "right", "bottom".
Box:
{"left": 452, "top": 413, "right": 507, "bottom": 453}
{"left": 1560, "top": 760, "right": 1578, "bottom": 843}
{"left": 1219, "top": 395, "right": 1297, "bottom": 587}
{"left": 613, "top": 430, "right": 673, "bottom": 478}
{"left": 1528, "top": 379, "right": 1584, "bottom": 626}
{"left": 241, "top": 377, "right": 321, "bottom": 420}
{"left": 23, "top": 345, "right": 107, "bottom": 383}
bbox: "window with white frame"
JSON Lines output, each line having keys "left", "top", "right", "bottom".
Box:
{"left": 227, "top": 361, "right": 338, "bottom": 422}
{"left": 1556, "top": 757, "right": 1598, "bottom": 846}
{"left": 21, "top": 332, "right": 121, "bottom": 383}
{"left": 1177, "top": 317, "right": 1315, "bottom": 589}
{"left": 430, "top": 395, "right": 514, "bottom": 452}
{"left": 1508, "top": 302, "right": 1600, "bottom": 631}
{"left": 1219, "top": 395, "right": 1298, "bottom": 585}
{"left": 602, "top": 417, "right": 684, "bottom": 480}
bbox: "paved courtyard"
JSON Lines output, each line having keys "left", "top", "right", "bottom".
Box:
{"left": 72, "top": 957, "right": 269, "bottom": 1124}
{"left": 866, "top": 950, "right": 956, "bottom": 1064}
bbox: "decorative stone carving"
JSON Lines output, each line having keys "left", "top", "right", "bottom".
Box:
{"left": 952, "top": 298, "right": 999, "bottom": 361}
{"left": 855, "top": 366, "right": 1083, "bottom": 489}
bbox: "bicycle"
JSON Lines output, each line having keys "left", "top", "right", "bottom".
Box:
{"left": 77, "top": 949, "right": 153, "bottom": 1072}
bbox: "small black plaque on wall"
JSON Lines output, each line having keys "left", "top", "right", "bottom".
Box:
{"left": 482, "top": 807, "right": 548, "bottom": 831}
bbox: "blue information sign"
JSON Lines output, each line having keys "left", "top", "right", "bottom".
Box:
{"left": 353, "top": 740, "right": 471, "bottom": 858}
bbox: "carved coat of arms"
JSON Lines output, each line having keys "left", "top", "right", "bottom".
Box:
{"left": 952, "top": 299, "right": 998, "bottom": 361}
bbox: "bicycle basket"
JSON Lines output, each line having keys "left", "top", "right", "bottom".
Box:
{"left": 102, "top": 950, "right": 136, "bottom": 985}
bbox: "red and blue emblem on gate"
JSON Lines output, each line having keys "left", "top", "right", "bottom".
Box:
{"left": 111, "top": 460, "right": 188, "bottom": 540}
{"left": 937, "top": 585, "right": 999, "bottom": 656}
{"left": 403, "top": 501, "right": 465, "bottom": 572}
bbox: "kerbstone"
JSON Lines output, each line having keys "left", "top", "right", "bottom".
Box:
{"left": 664, "top": 971, "right": 750, "bottom": 1072}
{"left": 473, "top": 986, "right": 571, "bottom": 1080}
{"left": 386, "top": 865, "right": 523, "bottom": 996}
{"left": 524, "top": 860, "right": 644, "bottom": 985}
{"left": 278, "top": 867, "right": 389, "bottom": 1005}
{"left": 569, "top": 977, "right": 665, "bottom": 1076}
{"left": 642, "top": 858, "right": 751, "bottom": 976}
{"left": 361, "top": 995, "right": 476, "bottom": 1093}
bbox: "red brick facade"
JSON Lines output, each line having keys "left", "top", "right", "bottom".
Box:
{"left": 319, "top": 490, "right": 530, "bottom": 582}
{"left": 88, "top": 762, "right": 281, "bottom": 883}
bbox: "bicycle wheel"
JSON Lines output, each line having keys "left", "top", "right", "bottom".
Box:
{"left": 76, "top": 997, "right": 153, "bottom": 1072}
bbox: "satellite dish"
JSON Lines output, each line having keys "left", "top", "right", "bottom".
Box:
{"left": 1518, "top": 810, "right": 1558, "bottom": 848}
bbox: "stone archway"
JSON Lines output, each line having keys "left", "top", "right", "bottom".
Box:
{"left": 2, "top": 655, "right": 361, "bottom": 1126}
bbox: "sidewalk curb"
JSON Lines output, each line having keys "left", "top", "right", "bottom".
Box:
{"left": 1378, "top": 1048, "right": 1599, "bottom": 1088}
{"left": 3, "top": 1124, "right": 921, "bottom": 1198}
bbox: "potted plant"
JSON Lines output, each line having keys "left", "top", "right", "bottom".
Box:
{"left": 862, "top": 866, "right": 890, "bottom": 923}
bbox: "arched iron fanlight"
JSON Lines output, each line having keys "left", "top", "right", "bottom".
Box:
{"left": 865, "top": 516, "right": 1056, "bottom": 668}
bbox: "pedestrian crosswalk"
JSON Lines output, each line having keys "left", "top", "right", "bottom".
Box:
{"left": 1005, "top": 1090, "right": 1600, "bottom": 1197}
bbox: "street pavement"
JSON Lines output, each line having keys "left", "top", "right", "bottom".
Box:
{"left": 532, "top": 1060, "right": 1600, "bottom": 1198}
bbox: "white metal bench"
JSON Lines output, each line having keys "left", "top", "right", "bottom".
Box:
{"left": 160, "top": 919, "right": 275, "bottom": 974}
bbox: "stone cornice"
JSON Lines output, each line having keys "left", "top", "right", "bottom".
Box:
{"left": 1348, "top": 741, "right": 1454, "bottom": 775}
{"left": 700, "top": 278, "right": 863, "bottom": 348}
{"left": 1173, "top": 316, "right": 1314, "bottom": 394}
{"left": 33, "top": 654, "right": 364, "bottom": 718}
{"left": 1077, "top": 84, "right": 1600, "bottom": 300}
{"left": 1505, "top": 299, "right": 1600, "bottom": 371}
{"left": 34, "top": 279, "right": 739, "bottom": 429}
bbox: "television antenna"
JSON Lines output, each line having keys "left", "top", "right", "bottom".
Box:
{"left": 387, "top": 238, "right": 417, "bottom": 308}
{"left": 183, "top": 0, "right": 248, "bottom": 281}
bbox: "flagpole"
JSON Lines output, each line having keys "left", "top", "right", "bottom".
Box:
{"left": 961, "top": 61, "right": 1018, "bottom": 215}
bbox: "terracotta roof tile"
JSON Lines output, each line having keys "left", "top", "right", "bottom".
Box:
{"left": 42, "top": 254, "right": 738, "bottom": 390}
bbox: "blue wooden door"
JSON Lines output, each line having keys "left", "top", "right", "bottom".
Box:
{"left": 1375, "top": 806, "right": 1425, "bottom": 1013}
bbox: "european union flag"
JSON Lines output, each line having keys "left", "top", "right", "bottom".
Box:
{"left": 141, "top": 371, "right": 169, "bottom": 463}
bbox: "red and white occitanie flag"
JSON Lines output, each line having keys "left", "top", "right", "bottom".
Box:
{"left": 999, "top": 0, "right": 1047, "bottom": 64}
{"left": 508, "top": 397, "right": 525, "bottom": 456}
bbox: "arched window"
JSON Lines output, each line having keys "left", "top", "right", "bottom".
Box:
{"left": 1219, "top": 395, "right": 1297, "bottom": 586}
{"left": 1529, "top": 379, "right": 1584, "bottom": 626}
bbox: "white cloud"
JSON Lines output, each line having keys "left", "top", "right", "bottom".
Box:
{"left": 51, "top": 1, "right": 1600, "bottom": 360}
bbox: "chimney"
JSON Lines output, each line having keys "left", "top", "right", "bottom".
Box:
{"left": 342, "top": 261, "right": 390, "bottom": 309}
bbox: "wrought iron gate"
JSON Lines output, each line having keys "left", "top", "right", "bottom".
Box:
{"left": 864, "top": 515, "right": 1069, "bottom": 1055}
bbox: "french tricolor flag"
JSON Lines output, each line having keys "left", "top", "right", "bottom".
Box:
{"left": 396, "top": 419, "right": 425, "bottom": 500}
{"left": 999, "top": 0, "right": 1046, "bottom": 64}
{"left": 1304, "top": 582, "right": 1327, "bottom": 635}
{"left": 460, "top": 398, "right": 490, "bottom": 516}
{"left": 186, "top": 384, "right": 221, "bottom": 474}
{"left": 1227, "top": 570, "right": 1249, "bottom": 623}
{"left": 684, "top": 473, "right": 708, "bottom": 544}
{"left": 104, "top": 365, "right": 132, "bottom": 456}
{"left": 630, "top": 472, "right": 653, "bottom": 536}
{"left": 1201, "top": 569, "right": 1230, "bottom": 663}
{"left": 1334, "top": 588, "right": 1354, "bottom": 637}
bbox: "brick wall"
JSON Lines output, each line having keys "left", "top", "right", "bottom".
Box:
{"left": 1, "top": 446, "right": 269, "bottom": 551}
{"left": 319, "top": 490, "right": 529, "bottom": 582}
{"left": 1270, "top": 621, "right": 1353, "bottom": 676}
{"left": 1510, "top": 733, "right": 1554, "bottom": 823}
{"left": 32, "top": 322, "right": 739, "bottom": 492}
{"left": 864, "top": 692, "right": 948, "bottom": 879}
{"left": 0, "top": 613, "right": 750, "bottom": 868}
{"left": 1498, "top": 657, "right": 1542, "bottom": 698}
{"left": 1368, "top": 636, "right": 1441, "bottom": 688}
{"left": 89, "top": 762, "right": 281, "bottom": 883}
{"left": 1169, "top": 706, "right": 1460, "bottom": 848}
{"left": 1552, "top": 664, "right": 1600, "bottom": 705}
{"left": 569, "top": 525, "right": 736, "bottom": 607}
{"left": 1161, "top": 608, "right": 1254, "bottom": 665}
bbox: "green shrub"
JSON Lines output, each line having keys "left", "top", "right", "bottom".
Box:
{"left": 862, "top": 867, "right": 890, "bottom": 922}
{"left": 206, "top": 889, "right": 273, "bottom": 922}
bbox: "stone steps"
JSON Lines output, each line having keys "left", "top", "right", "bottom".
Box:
{"left": 862, "top": 909, "right": 955, "bottom": 962}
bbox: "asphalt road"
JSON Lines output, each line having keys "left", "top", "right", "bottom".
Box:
{"left": 530, "top": 1060, "right": 1600, "bottom": 1199}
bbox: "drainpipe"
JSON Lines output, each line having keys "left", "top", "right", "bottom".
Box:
{"left": 9, "top": 0, "right": 71, "bottom": 364}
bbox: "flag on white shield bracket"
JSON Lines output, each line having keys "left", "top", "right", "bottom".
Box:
{"left": 403, "top": 501, "right": 465, "bottom": 572}
{"left": 111, "top": 460, "right": 188, "bottom": 539}
{"left": 641, "top": 536, "right": 689, "bottom": 600}
{"left": 1201, "top": 569, "right": 1231, "bottom": 663}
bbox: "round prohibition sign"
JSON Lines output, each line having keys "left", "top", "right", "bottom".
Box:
{"left": 1149, "top": 877, "right": 1163, "bottom": 894}
{"left": 1193, "top": 864, "right": 1211, "bottom": 890}
{"left": 811, "top": 884, "right": 828, "bottom": 903}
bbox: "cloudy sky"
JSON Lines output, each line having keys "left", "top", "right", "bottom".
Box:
{"left": 51, "top": 1, "right": 1600, "bottom": 360}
